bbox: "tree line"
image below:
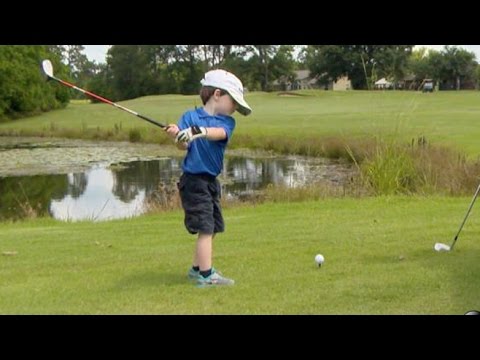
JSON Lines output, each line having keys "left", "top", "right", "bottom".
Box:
{"left": 0, "top": 45, "right": 71, "bottom": 121}
{"left": 1, "top": 45, "right": 479, "bottom": 121}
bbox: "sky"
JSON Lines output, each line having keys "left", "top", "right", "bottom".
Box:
{"left": 83, "top": 45, "right": 111, "bottom": 63}
{"left": 82, "top": 45, "right": 480, "bottom": 64}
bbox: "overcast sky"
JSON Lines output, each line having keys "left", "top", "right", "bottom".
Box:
{"left": 83, "top": 45, "right": 111, "bottom": 63}
{"left": 82, "top": 45, "right": 480, "bottom": 64}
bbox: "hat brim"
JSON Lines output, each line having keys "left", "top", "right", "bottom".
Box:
{"left": 229, "top": 92, "right": 252, "bottom": 116}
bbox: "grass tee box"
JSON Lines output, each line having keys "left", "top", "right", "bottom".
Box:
{"left": 1, "top": 196, "right": 479, "bottom": 314}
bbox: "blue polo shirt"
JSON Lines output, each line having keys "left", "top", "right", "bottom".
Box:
{"left": 177, "top": 107, "right": 236, "bottom": 177}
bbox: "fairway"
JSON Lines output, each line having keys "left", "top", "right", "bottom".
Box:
{"left": 1, "top": 196, "right": 479, "bottom": 314}
{"left": 2, "top": 90, "right": 480, "bottom": 156}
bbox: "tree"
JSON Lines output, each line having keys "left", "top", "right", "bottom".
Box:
{"left": 47, "top": 45, "right": 65, "bottom": 60}
{"left": 306, "top": 46, "right": 354, "bottom": 88}
{"left": 440, "top": 46, "right": 477, "bottom": 90}
{"left": 269, "top": 45, "right": 297, "bottom": 84}
{"left": 408, "top": 47, "right": 435, "bottom": 85}
{"left": 475, "top": 64, "right": 480, "bottom": 89}
{"left": 221, "top": 52, "right": 257, "bottom": 91}
{"left": 86, "top": 63, "right": 114, "bottom": 102}
{"left": 306, "top": 45, "right": 414, "bottom": 90}
{"left": 426, "top": 50, "right": 444, "bottom": 87}
{"left": 107, "top": 45, "right": 152, "bottom": 100}
{"left": 64, "top": 45, "right": 88, "bottom": 74}
{"left": 305, "top": 45, "right": 363, "bottom": 88}
{"left": 0, "top": 45, "right": 70, "bottom": 121}
{"left": 175, "top": 45, "right": 204, "bottom": 94}
{"left": 231, "top": 45, "right": 297, "bottom": 91}
{"left": 247, "top": 45, "right": 277, "bottom": 91}
{"left": 373, "top": 45, "right": 413, "bottom": 89}
{"left": 200, "top": 45, "right": 233, "bottom": 70}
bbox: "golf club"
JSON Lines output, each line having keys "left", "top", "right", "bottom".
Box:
{"left": 434, "top": 182, "right": 480, "bottom": 252}
{"left": 41, "top": 59, "right": 168, "bottom": 129}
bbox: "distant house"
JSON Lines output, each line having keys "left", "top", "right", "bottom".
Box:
{"left": 374, "top": 78, "right": 393, "bottom": 90}
{"left": 332, "top": 76, "right": 352, "bottom": 91}
{"left": 272, "top": 70, "right": 351, "bottom": 91}
{"left": 397, "top": 74, "right": 417, "bottom": 90}
{"left": 272, "top": 70, "right": 318, "bottom": 91}
{"left": 290, "top": 70, "right": 319, "bottom": 90}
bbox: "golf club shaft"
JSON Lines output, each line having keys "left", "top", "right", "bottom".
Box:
{"left": 451, "top": 182, "right": 480, "bottom": 249}
{"left": 49, "top": 76, "right": 168, "bottom": 129}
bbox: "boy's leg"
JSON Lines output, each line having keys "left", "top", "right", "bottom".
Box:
{"left": 192, "top": 233, "right": 215, "bottom": 268}
{"left": 195, "top": 232, "right": 234, "bottom": 286}
{"left": 196, "top": 232, "right": 213, "bottom": 272}
{"left": 179, "top": 174, "right": 213, "bottom": 278}
{"left": 195, "top": 179, "right": 233, "bottom": 285}
{"left": 189, "top": 234, "right": 219, "bottom": 280}
{"left": 179, "top": 175, "right": 232, "bottom": 285}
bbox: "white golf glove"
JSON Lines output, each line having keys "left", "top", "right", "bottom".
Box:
{"left": 175, "top": 126, "right": 208, "bottom": 143}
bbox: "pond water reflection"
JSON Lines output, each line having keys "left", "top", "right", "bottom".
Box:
{"left": 0, "top": 156, "right": 352, "bottom": 221}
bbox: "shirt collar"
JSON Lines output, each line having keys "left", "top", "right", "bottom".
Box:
{"left": 196, "top": 107, "right": 233, "bottom": 121}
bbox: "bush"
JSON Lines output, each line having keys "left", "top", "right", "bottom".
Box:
{"left": 128, "top": 128, "right": 142, "bottom": 142}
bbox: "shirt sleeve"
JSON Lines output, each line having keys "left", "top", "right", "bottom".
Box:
{"left": 221, "top": 117, "right": 236, "bottom": 143}
{"left": 177, "top": 111, "right": 191, "bottom": 131}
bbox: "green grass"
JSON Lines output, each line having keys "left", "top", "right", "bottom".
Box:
{"left": 1, "top": 196, "right": 479, "bottom": 314}
{"left": 2, "top": 90, "right": 480, "bottom": 313}
{"left": 245, "top": 90, "right": 480, "bottom": 156}
{"left": 2, "top": 90, "right": 480, "bottom": 155}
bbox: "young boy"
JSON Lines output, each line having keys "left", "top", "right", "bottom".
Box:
{"left": 166, "top": 69, "right": 252, "bottom": 286}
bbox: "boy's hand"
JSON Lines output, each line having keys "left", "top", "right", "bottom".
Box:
{"left": 175, "top": 126, "right": 208, "bottom": 143}
{"left": 166, "top": 124, "right": 180, "bottom": 139}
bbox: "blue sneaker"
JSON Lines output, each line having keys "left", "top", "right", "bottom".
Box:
{"left": 196, "top": 269, "right": 234, "bottom": 287}
{"left": 187, "top": 267, "right": 222, "bottom": 281}
{"left": 187, "top": 267, "right": 200, "bottom": 280}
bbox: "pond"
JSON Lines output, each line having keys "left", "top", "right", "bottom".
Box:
{"left": 0, "top": 137, "right": 354, "bottom": 221}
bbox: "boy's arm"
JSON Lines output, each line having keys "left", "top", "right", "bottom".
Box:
{"left": 176, "top": 142, "right": 188, "bottom": 150}
{"left": 204, "top": 127, "right": 227, "bottom": 141}
{"left": 176, "top": 126, "right": 227, "bottom": 143}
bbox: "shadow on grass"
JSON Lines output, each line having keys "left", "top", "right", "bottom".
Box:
{"left": 400, "top": 245, "right": 480, "bottom": 314}
{"left": 352, "top": 243, "right": 480, "bottom": 314}
{"left": 115, "top": 271, "right": 188, "bottom": 289}
{"left": 425, "top": 246, "right": 480, "bottom": 314}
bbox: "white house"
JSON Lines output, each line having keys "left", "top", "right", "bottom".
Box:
{"left": 374, "top": 78, "right": 392, "bottom": 89}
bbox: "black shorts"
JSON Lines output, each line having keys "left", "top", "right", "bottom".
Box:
{"left": 177, "top": 173, "right": 224, "bottom": 235}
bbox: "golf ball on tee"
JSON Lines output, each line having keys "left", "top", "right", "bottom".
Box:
{"left": 315, "top": 254, "right": 325, "bottom": 266}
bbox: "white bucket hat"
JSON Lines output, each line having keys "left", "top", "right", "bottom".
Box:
{"left": 200, "top": 69, "right": 252, "bottom": 116}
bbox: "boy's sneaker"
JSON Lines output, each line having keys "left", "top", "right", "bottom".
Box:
{"left": 196, "top": 269, "right": 235, "bottom": 287}
{"left": 187, "top": 267, "right": 200, "bottom": 280}
{"left": 187, "top": 267, "right": 222, "bottom": 280}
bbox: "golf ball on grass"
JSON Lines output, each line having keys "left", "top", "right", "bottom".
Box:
{"left": 434, "top": 243, "right": 450, "bottom": 252}
{"left": 315, "top": 254, "right": 325, "bottom": 267}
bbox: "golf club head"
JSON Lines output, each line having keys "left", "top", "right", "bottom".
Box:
{"left": 434, "top": 242, "right": 451, "bottom": 252}
{"left": 41, "top": 59, "right": 54, "bottom": 78}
